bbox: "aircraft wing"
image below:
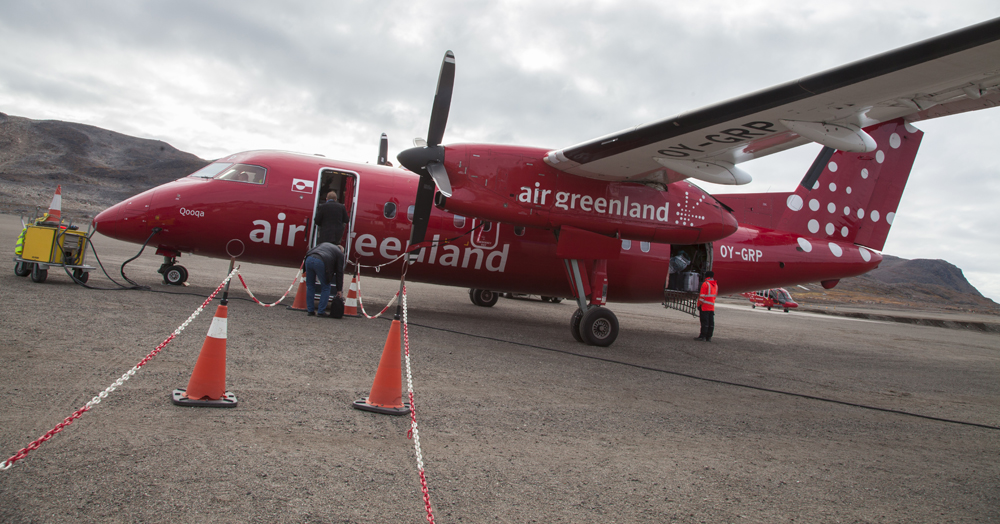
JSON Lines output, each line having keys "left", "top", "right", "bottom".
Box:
{"left": 542, "top": 17, "right": 1000, "bottom": 186}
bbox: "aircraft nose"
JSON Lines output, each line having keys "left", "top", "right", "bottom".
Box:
{"left": 92, "top": 188, "right": 157, "bottom": 243}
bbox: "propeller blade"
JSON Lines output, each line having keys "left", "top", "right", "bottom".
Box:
{"left": 378, "top": 133, "right": 389, "bottom": 165}
{"left": 426, "top": 161, "right": 452, "bottom": 198}
{"left": 426, "top": 50, "right": 455, "bottom": 147}
{"left": 413, "top": 137, "right": 427, "bottom": 148}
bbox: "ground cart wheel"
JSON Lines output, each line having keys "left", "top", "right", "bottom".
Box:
{"left": 73, "top": 268, "right": 89, "bottom": 284}
{"left": 30, "top": 263, "right": 47, "bottom": 283}
{"left": 14, "top": 261, "right": 31, "bottom": 277}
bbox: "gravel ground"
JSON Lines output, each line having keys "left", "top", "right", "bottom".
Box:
{"left": 1, "top": 213, "right": 998, "bottom": 523}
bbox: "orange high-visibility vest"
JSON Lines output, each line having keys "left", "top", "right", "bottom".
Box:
{"left": 698, "top": 279, "right": 717, "bottom": 311}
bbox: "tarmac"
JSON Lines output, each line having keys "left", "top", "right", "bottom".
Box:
{"left": 1, "top": 213, "right": 998, "bottom": 523}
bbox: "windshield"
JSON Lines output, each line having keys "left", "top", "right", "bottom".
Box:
{"left": 188, "top": 162, "right": 266, "bottom": 184}
{"left": 775, "top": 289, "right": 792, "bottom": 302}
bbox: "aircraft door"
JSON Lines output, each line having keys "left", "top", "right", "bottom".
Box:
{"left": 313, "top": 168, "right": 359, "bottom": 260}
{"left": 666, "top": 242, "right": 713, "bottom": 293}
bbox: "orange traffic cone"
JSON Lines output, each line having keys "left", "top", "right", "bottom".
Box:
{"left": 352, "top": 319, "right": 410, "bottom": 415}
{"left": 344, "top": 274, "right": 360, "bottom": 317}
{"left": 287, "top": 275, "right": 309, "bottom": 311}
{"left": 45, "top": 185, "right": 62, "bottom": 223}
{"left": 172, "top": 304, "right": 238, "bottom": 407}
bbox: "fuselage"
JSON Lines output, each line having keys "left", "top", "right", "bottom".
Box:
{"left": 92, "top": 149, "right": 880, "bottom": 301}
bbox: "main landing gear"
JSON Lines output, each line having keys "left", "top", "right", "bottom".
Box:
{"left": 469, "top": 288, "right": 499, "bottom": 307}
{"left": 158, "top": 255, "right": 188, "bottom": 286}
{"left": 570, "top": 306, "right": 619, "bottom": 347}
{"left": 564, "top": 258, "right": 619, "bottom": 347}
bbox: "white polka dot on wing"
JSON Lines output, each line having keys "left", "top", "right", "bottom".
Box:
{"left": 797, "top": 237, "right": 813, "bottom": 252}
{"left": 829, "top": 243, "right": 843, "bottom": 257}
{"left": 808, "top": 219, "right": 819, "bottom": 234}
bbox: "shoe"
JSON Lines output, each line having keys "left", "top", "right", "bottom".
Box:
{"left": 307, "top": 311, "right": 316, "bottom": 316}
{"left": 704, "top": 339, "right": 711, "bottom": 342}
{"left": 694, "top": 337, "right": 705, "bottom": 341}
{"left": 317, "top": 312, "right": 330, "bottom": 318}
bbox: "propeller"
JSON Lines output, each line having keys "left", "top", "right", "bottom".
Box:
{"left": 398, "top": 50, "right": 456, "bottom": 255}
{"left": 377, "top": 133, "right": 389, "bottom": 165}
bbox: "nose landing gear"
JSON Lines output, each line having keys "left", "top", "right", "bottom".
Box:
{"left": 158, "top": 255, "right": 188, "bottom": 285}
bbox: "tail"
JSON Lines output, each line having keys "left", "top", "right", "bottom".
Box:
{"left": 719, "top": 118, "right": 922, "bottom": 251}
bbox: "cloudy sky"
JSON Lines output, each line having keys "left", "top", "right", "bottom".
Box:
{"left": 2, "top": 1, "right": 999, "bottom": 300}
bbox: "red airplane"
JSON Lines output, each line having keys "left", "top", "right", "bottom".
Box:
{"left": 91, "top": 18, "right": 1000, "bottom": 346}
{"left": 743, "top": 289, "right": 799, "bottom": 313}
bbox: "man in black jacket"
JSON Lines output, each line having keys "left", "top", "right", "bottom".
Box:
{"left": 303, "top": 242, "right": 345, "bottom": 316}
{"left": 314, "top": 191, "right": 349, "bottom": 245}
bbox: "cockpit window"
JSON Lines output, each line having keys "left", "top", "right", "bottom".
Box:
{"left": 188, "top": 162, "right": 234, "bottom": 179}
{"left": 215, "top": 164, "right": 266, "bottom": 184}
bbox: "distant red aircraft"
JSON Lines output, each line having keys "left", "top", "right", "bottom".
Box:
{"left": 89, "top": 18, "right": 1000, "bottom": 346}
{"left": 743, "top": 289, "right": 799, "bottom": 313}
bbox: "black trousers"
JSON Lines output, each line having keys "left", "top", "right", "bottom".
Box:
{"left": 699, "top": 309, "right": 715, "bottom": 340}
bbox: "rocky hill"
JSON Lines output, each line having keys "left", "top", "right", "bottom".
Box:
{"left": 790, "top": 255, "right": 998, "bottom": 314}
{"left": 0, "top": 112, "right": 208, "bottom": 218}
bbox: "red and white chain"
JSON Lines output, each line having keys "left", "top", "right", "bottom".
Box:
{"left": 237, "top": 267, "right": 301, "bottom": 307}
{"left": 354, "top": 265, "right": 398, "bottom": 319}
{"left": 402, "top": 286, "right": 435, "bottom": 523}
{"left": 0, "top": 268, "right": 238, "bottom": 470}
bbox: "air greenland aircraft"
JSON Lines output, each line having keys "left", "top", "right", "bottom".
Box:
{"left": 92, "top": 18, "right": 1000, "bottom": 347}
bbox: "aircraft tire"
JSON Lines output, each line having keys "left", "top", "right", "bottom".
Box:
{"left": 30, "top": 263, "right": 47, "bottom": 283}
{"left": 163, "top": 265, "right": 188, "bottom": 286}
{"left": 784, "top": 308, "right": 789, "bottom": 313}
{"left": 14, "top": 261, "right": 31, "bottom": 277}
{"left": 570, "top": 309, "right": 584, "bottom": 343}
{"left": 767, "top": 306, "right": 772, "bottom": 311}
{"left": 579, "top": 307, "right": 619, "bottom": 347}
{"left": 470, "top": 288, "right": 498, "bottom": 307}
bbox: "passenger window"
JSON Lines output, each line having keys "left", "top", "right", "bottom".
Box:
{"left": 622, "top": 239, "right": 631, "bottom": 250}
{"left": 454, "top": 215, "right": 466, "bottom": 228}
{"left": 514, "top": 226, "right": 525, "bottom": 236}
{"left": 482, "top": 221, "right": 492, "bottom": 232}
{"left": 384, "top": 202, "right": 397, "bottom": 219}
{"left": 640, "top": 241, "right": 651, "bottom": 253}
{"left": 407, "top": 205, "right": 415, "bottom": 222}
{"left": 215, "top": 164, "right": 266, "bottom": 184}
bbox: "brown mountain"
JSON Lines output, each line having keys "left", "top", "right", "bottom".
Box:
{"left": 791, "top": 255, "right": 998, "bottom": 314}
{"left": 0, "top": 112, "right": 208, "bottom": 218}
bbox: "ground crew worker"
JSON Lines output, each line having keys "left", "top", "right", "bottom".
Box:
{"left": 695, "top": 271, "right": 717, "bottom": 342}
{"left": 303, "top": 242, "right": 345, "bottom": 317}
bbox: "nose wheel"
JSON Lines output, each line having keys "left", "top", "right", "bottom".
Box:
{"left": 158, "top": 256, "right": 188, "bottom": 285}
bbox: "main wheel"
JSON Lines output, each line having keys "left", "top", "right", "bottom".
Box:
{"left": 570, "top": 308, "right": 584, "bottom": 343}
{"left": 469, "top": 288, "right": 498, "bottom": 307}
{"left": 579, "top": 307, "right": 619, "bottom": 347}
{"left": 30, "top": 263, "right": 47, "bottom": 283}
{"left": 163, "top": 265, "right": 188, "bottom": 285}
{"left": 73, "top": 269, "right": 89, "bottom": 284}
{"left": 14, "top": 261, "right": 31, "bottom": 277}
